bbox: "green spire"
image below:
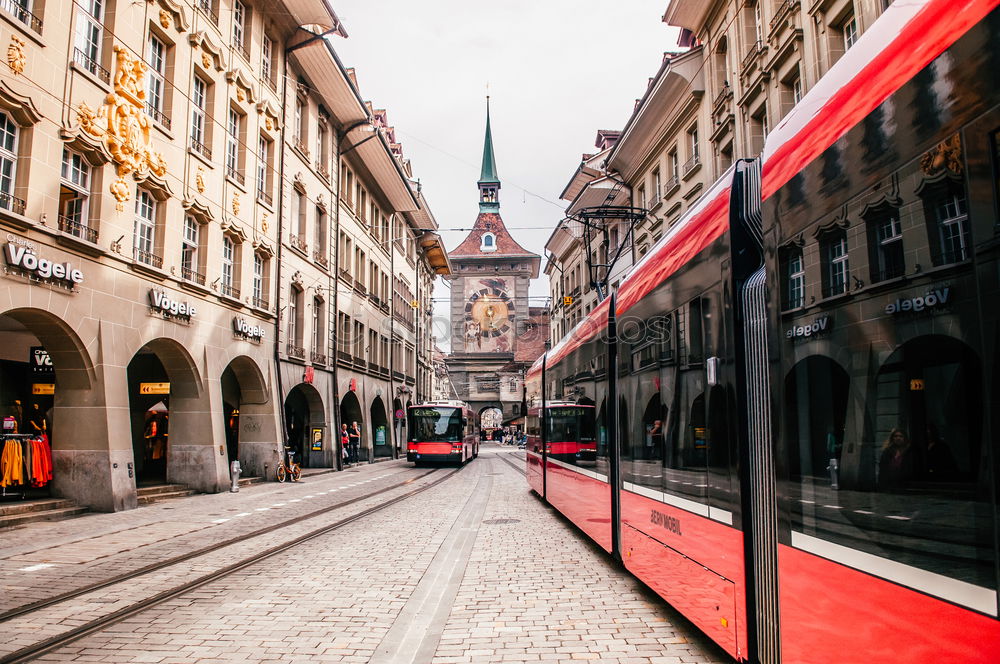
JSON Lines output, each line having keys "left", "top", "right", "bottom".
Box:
{"left": 479, "top": 97, "right": 499, "bottom": 184}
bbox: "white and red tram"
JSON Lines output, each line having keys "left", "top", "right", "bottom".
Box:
{"left": 527, "top": 1, "right": 1000, "bottom": 661}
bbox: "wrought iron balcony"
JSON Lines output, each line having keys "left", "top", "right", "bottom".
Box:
{"left": 0, "top": 190, "right": 26, "bottom": 215}
{"left": 311, "top": 352, "right": 328, "bottom": 365}
{"left": 134, "top": 248, "right": 163, "bottom": 269}
{"left": 220, "top": 283, "right": 240, "bottom": 299}
{"left": 1, "top": 0, "right": 41, "bottom": 33}
{"left": 252, "top": 296, "right": 269, "bottom": 310}
{"left": 313, "top": 250, "right": 329, "bottom": 269}
{"left": 226, "top": 165, "right": 245, "bottom": 186}
{"left": 196, "top": 0, "right": 219, "bottom": 26}
{"left": 286, "top": 343, "right": 306, "bottom": 360}
{"left": 261, "top": 75, "right": 277, "bottom": 93}
{"left": 256, "top": 187, "right": 272, "bottom": 205}
{"left": 190, "top": 137, "right": 212, "bottom": 160}
{"left": 289, "top": 234, "right": 308, "bottom": 254}
{"left": 145, "top": 102, "right": 171, "bottom": 130}
{"left": 682, "top": 153, "right": 701, "bottom": 177}
{"left": 182, "top": 266, "right": 206, "bottom": 285}
{"left": 58, "top": 216, "right": 98, "bottom": 243}
{"left": 72, "top": 48, "right": 110, "bottom": 84}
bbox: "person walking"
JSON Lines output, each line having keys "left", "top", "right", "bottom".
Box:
{"left": 348, "top": 421, "right": 361, "bottom": 464}
{"left": 340, "top": 423, "right": 350, "bottom": 466}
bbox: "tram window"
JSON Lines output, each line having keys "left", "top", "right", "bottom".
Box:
{"left": 657, "top": 313, "right": 674, "bottom": 364}
{"left": 688, "top": 299, "right": 704, "bottom": 364}
{"left": 784, "top": 337, "right": 994, "bottom": 591}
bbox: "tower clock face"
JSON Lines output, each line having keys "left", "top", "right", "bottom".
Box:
{"left": 467, "top": 289, "right": 511, "bottom": 336}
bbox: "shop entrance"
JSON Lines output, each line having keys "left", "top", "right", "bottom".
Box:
{"left": 0, "top": 314, "right": 56, "bottom": 498}
{"left": 221, "top": 365, "right": 240, "bottom": 464}
{"left": 371, "top": 396, "right": 390, "bottom": 458}
{"left": 283, "top": 383, "right": 325, "bottom": 468}
{"left": 127, "top": 350, "right": 171, "bottom": 484}
{"left": 340, "top": 391, "right": 363, "bottom": 463}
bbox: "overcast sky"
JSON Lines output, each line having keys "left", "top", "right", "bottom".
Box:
{"left": 330, "top": 0, "right": 680, "bottom": 344}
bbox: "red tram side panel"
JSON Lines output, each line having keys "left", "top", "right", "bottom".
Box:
{"left": 406, "top": 401, "right": 478, "bottom": 465}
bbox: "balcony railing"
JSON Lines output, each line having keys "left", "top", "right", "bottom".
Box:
{"left": 293, "top": 138, "right": 310, "bottom": 158}
{"left": 196, "top": 0, "right": 219, "bottom": 26}
{"left": 742, "top": 40, "right": 764, "bottom": 70}
{"left": 145, "top": 102, "right": 171, "bottom": 130}
{"left": 682, "top": 153, "right": 701, "bottom": 177}
{"left": 311, "top": 352, "right": 328, "bottom": 365}
{"left": 316, "top": 162, "right": 330, "bottom": 180}
{"left": 289, "top": 234, "right": 308, "bottom": 254}
{"left": 72, "top": 48, "right": 110, "bottom": 84}
{"left": 235, "top": 43, "right": 250, "bottom": 63}
{"left": 256, "top": 188, "right": 272, "bottom": 205}
{"left": 1, "top": 0, "right": 41, "bottom": 33}
{"left": 182, "top": 266, "right": 206, "bottom": 285}
{"left": 190, "top": 137, "right": 212, "bottom": 160}
{"left": 712, "top": 83, "right": 731, "bottom": 110}
{"left": 252, "top": 295, "right": 269, "bottom": 310}
{"left": 226, "top": 165, "right": 245, "bottom": 186}
{"left": 770, "top": 0, "right": 801, "bottom": 32}
{"left": 220, "top": 282, "right": 240, "bottom": 299}
{"left": 0, "top": 190, "right": 26, "bottom": 215}
{"left": 286, "top": 343, "right": 305, "bottom": 360}
{"left": 339, "top": 268, "right": 352, "bottom": 282}
{"left": 261, "top": 75, "right": 276, "bottom": 93}
{"left": 353, "top": 278, "right": 366, "bottom": 295}
{"left": 58, "top": 216, "right": 98, "bottom": 243}
{"left": 134, "top": 248, "right": 163, "bottom": 269}
{"left": 313, "top": 250, "right": 329, "bottom": 268}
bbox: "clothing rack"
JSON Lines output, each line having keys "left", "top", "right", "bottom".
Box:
{"left": 1, "top": 433, "right": 52, "bottom": 499}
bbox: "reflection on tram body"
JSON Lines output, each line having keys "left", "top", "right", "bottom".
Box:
{"left": 526, "top": 403, "right": 596, "bottom": 464}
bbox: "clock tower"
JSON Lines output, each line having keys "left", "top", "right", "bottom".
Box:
{"left": 445, "top": 99, "right": 541, "bottom": 427}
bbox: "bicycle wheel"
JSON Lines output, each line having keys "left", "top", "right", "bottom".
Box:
{"left": 276, "top": 465, "right": 287, "bottom": 482}
{"left": 290, "top": 464, "right": 301, "bottom": 482}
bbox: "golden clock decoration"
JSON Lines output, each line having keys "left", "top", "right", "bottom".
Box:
{"left": 465, "top": 286, "right": 512, "bottom": 338}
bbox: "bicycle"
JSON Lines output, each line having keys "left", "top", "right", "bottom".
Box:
{"left": 276, "top": 446, "right": 301, "bottom": 482}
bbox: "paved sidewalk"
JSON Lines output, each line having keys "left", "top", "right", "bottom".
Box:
{"left": 18, "top": 445, "right": 731, "bottom": 664}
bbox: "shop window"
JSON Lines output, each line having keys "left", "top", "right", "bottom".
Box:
{"left": 865, "top": 205, "right": 905, "bottom": 282}
{"left": 780, "top": 245, "right": 805, "bottom": 310}
{"left": 59, "top": 149, "right": 94, "bottom": 241}
{"left": 819, "top": 228, "right": 849, "bottom": 297}
{"left": 0, "top": 112, "right": 21, "bottom": 214}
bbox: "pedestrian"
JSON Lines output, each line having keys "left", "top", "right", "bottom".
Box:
{"left": 340, "top": 423, "right": 349, "bottom": 465}
{"left": 349, "top": 421, "right": 361, "bottom": 464}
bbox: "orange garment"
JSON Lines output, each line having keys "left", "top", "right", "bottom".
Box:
{"left": 30, "top": 436, "right": 52, "bottom": 487}
{"left": 1, "top": 439, "right": 24, "bottom": 487}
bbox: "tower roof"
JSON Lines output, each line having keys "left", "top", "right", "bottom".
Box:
{"left": 479, "top": 97, "right": 499, "bottom": 184}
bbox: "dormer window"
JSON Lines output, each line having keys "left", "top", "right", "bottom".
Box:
{"left": 481, "top": 232, "right": 496, "bottom": 252}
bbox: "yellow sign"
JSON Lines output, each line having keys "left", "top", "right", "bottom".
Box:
{"left": 140, "top": 382, "right": 170, "bottom": 395}
{"left": 910, "top": 379, "right": 925, "bottom": 391}
{"left": 32, "top": 383, "right": 54, "bottom": 395}
{"left": 563, "top": 296, "right": 573, "bottom": 306}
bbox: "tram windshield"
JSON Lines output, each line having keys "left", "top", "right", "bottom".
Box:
{"left": 547, "top": 406, "right": 596, "bottom": 442}
{"left": 408, "top": 407, "right": 464, "bottom": 442}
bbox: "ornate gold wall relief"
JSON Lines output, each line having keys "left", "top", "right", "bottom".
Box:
{"left": 232, "top": 193, "right": 240, "bottom": 216}
{"left": 920, "top": 134, "right": 963, "bottom": 176}
{"left": 75, "top": 46, "right": 168, "bottom": 211}
{"left": 159, "top": 9, "right": 172, "bottom": 30}
{"left": 195, "top": 166, "right": 206, "bottom": 193}
{"left": 7, "top": 36, "right": 25, "bottom": 75}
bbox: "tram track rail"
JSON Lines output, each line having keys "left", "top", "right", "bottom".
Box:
{"left": 496, "top": 450, "right": 526, "bottom": 475}
{"left": 0, "top": 465, "right": 465, "bottom": 664}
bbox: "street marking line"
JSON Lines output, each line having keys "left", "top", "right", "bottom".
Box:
{"left": 211, "top": 519, "right": 230, "bottom": 524}
{"left": 19, "top": 563, "right": 55, "bottom": 572}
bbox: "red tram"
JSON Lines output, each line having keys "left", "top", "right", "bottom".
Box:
{"left": 406, "top": 401, "right": 478, "bottom": 465}
{"left": 525, "top": 402, "right": 596, "bottom": 462}
{"left": 526, "top": 1, "right": 1000, "bottom": 661}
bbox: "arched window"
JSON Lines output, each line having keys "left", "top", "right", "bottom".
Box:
{"left": 481, "top": 232, "right": 496, "bottom": 252}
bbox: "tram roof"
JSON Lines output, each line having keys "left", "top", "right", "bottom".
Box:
{"left": 760, "top": 0, "right": 992, "bottom": 201}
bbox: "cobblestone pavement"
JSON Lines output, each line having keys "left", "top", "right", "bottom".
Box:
{"left": 9, "top": 445, "right": 730, "bottom": 664}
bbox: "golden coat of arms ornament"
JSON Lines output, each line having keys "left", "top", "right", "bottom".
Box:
{"left": 159, "top": 9, "right": 171, "bottom": 30}
{"left": 196, "top": 166, "right": 206, "bottom": 194}
{"left": 232, "top": 193, "right": 240, "bottom": 216}
{"left": 7, "top": 36, "right": 26, "bottom": 75}
{"left": 75, "top": 46, "right": 168, "bottom": 211}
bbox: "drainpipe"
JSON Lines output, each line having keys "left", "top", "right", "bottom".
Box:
{"left": 273, "top": 43, "right": 291, "bottom": 474}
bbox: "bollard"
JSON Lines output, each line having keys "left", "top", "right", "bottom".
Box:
{"left": 230, "top": 460, "right": 241, "bottom": 492}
